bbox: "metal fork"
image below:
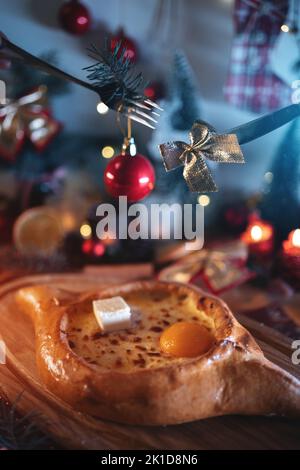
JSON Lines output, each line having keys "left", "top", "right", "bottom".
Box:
{"left": 0, "top": 32, "right": 162, "bottom": 129}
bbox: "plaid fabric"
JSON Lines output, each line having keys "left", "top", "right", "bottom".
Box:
{"left": 224, "top": 0, "right": 290, "bottom": 113}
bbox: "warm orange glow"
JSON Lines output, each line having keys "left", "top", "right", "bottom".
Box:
{"left": 80, "top": 223, "right": 92, "bottom": 239}
{"left": 198, "top": 195, "right": 210, "bottom": 207}
{"left": 101, "top": 146, "right": 114, "bottom": 158}
{"left": 242, "top": 221, "right": 273, "bottom": 244}
{"left": 241, "top": 217, "right": 274, "bottom": 255}
{"left": 101, "top": 231, "right": 117, "bottom": 246}
{"left": 292, "top": 229, "right": 300, "bottom": 247}
{"left": 250, "top": 225, "right": 263, "bottom": 242}
{"left": 283, "top": 229, "right": 300, "bottom": 256}
{"left": 61, "top": 212, "right": 77, "bottom": 232}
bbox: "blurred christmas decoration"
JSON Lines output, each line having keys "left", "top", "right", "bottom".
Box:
{"left": 77, "top": 201, "right": 156, "bottom": 263}
{"left": 13, "top": 206, "right": 64, "bottom": 257}
{"left": 0, "top": 34, "right": 159, "bottom": 129}
{"left": 81, "top": 238, "right": 105, "bottom": 258}
{"left": 58, "top": 0, "right": 91, "bottom": 35}
{"left": 101, "top": 145, "right": 115, "bottom": 159}
{"left": 280, "top": 228, "right": 300, "bottom": 288}
{"left": 83, "top": 41, "right": 159, "bottom": 128}
{"left": 104, "top": 115, "right": 155, "bottom": 201}
{"left": 170, "top": 51, "right": 200, "bottom": 131}
{"left": 0, "top": 50, "right": 67, "bottom": 163}
{"left": 80, "top": 221, "right": 92, "bottom": 240}
{"left": 159, "top": 99, "right": 300, "bottom": 194}
{"left": 104, "top": 151, "right": 155, "bottom": 202}
{"left": 144, "top": 81, "right": 166, "bottom": 103}
{"left": 159, "top": 120, "right": 244, "bottom": 193}
{"left": 270, "top": 0, "right": 300, "bottom": 87}
{"left": 279, "top": 0, "right": 299, "bottom": 36}
{"left": 241, "top": 213, "right": 274, "bottom": 258}
{"left": 259, "top": 119, "right": 300, "bottom": 241}
{"left": 159, "top": 240, "right": 254, "bottom": 295}
{"left": 79, "top": 223, "right": 120, "bottom": 261}
{"left": 96, "top": 101, "right": 109, "bottom": 115}
{"left": 224, "top": 0, "right": 290, "bottom": 112}
{"left": 12, "top": 130, "right": 111, "bottom": 233}
{"left": 0, "top": 85, "right": 62, "bottom": 162}
{"left": 283, "top": 228, "right": 300, "bottom": 256}
{"left": 20, "top": 166, "right": 67, "bottom": 209}
{"left": 110, "top": 29, "right": 138, "bottom": 63}
{"left": 148, "top": 50, "right": 201, "bottom": 204}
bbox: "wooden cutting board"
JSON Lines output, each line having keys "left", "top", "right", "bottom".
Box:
{"left": 0, "top": 271, "right": 299, "bottom": 450}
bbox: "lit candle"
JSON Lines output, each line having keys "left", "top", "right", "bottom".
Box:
{"left": 241, "top": 216, "right": 274, "bottom": 256}
{"left": 283, "top": 229, "right": 300, "bottom": 256}
{"left": 281, "top": 229, "right": 300, "bottom": 284}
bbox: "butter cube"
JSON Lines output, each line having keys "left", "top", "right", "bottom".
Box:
{"left": 93, "top": 296, "right": 131, "bottom": 333}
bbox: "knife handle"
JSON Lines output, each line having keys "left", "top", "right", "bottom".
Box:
{"left": 228, "top": 104, "right": 300, "bottom": 145}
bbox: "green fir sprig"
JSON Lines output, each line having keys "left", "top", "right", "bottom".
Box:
{"left": 83, "top": 41, "right": 146, "bottom": 107}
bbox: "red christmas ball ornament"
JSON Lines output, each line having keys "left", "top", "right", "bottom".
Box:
{"left": 111, "top": 29, "right": 138, "bottom": 63}
{"left": 144, "top": 81, "right": 166, "bottom": 102}
{"left": 93, "top": 241, "right": 105, "bottom": 257}
{"left": 58, "top": 0, "right": 91, "bottom": 35}
{"left": 104, "top": 152, "right": 155, "bottom": 202}
{"left": 82, "top": 238, "right": 93, "bottom": 254}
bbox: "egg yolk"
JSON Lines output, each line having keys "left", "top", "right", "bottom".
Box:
{"left": 160, "top": 321, "right": 214, "bottom": 358}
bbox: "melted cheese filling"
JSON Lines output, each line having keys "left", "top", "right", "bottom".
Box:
{"left": 65, "top": 288, "right": 215, "bottom": 372}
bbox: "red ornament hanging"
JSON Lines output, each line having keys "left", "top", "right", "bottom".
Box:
{"left": 104, "top": 136, "right": 155, "bottom": 202}
{"left": 144, "top": 81, "right": 166, "bottom": 102}
{"left": 58, "top": 0, "right": 91, "bottom": 35}
{"left": 82, "top": 238, "right": 93, "bottom": 254}
{"left": 110, "top": 29, "right": 138, "bottom": 63}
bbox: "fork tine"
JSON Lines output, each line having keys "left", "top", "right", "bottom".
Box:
{"left": 144, "top": 99, "right": 163, "bottom": 111}
{"left": 133, "top": 108, "right": 158, "bottom": 123}
{"left": 125, "top": 112, "right": 156, "bottom": 130}
{"left": 126, "top": 99, "right": 152, "bottom": 111}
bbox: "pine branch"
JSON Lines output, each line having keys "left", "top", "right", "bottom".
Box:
{"left": 83, "top": 41, "right": 145, "bottom": 107}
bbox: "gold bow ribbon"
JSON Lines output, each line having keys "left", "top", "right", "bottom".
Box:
{"left": 0, "top": 85, "right": 61, "bottom": 161}
{"left": 159, "top": 120, "right": 245, "bottom": 192}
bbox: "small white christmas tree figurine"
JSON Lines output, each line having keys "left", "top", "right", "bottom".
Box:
{"left": 148, "top": 50, "right": 202, "bottom": 162}
{"left": 170, "top": 50, "right": 201, "bottom": 131}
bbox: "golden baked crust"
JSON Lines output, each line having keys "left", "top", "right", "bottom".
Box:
{"left": 15, "top": 281, "right": 300, "bottom": 425}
